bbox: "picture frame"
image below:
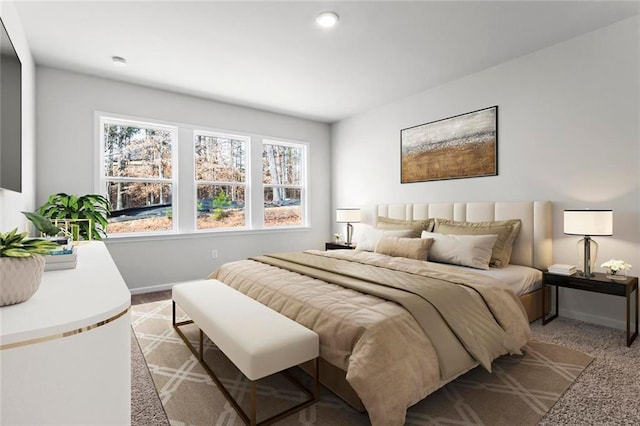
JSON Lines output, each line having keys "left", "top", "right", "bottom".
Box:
{"left": 401, "top": 106, "right": 498, "bottom": 183}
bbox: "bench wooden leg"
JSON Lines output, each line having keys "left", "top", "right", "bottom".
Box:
{"left": 172, "top": 300, "right": 194, "bottom": 328}
{"left": 199, "top": 329, "right": 204, "bottom": 362}
{"left": 250, "top": 381, "right": 257, "bottom": 426}
{"left": 313, "top": 358, "right": 319, "bottom": 400}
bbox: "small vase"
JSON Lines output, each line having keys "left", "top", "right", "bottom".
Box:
{"left": 605, "top": 268, "right": 626, "bottom": 281}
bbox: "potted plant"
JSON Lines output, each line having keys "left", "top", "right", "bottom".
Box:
{"left": 22, "top": 211, "right": 73, "bottom": 251}
{"left": 601, "top": 259, "right": 632, "bottom": 280}
{"left": 37, "top": 193, "right": 111, "bottom": 240}
{"left": 22, "top": 211, "right": 62, "bottom": 237}
{"left": 0, "top": 229, "right": 59, "bottom": 306}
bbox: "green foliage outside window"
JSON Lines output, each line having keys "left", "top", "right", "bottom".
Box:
{"left": 212, "top": 192, "right": 232, "bottom": 221}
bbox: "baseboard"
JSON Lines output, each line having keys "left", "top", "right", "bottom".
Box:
{"left": 130, "top": 282, "right": 175, "bottom": 295}
{"left": 560, "top": 309, "right": 626, "bottom": 331}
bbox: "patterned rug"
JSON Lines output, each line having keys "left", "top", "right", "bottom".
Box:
{"left": 132, "top": 300, "right": 593, "bottom": 425}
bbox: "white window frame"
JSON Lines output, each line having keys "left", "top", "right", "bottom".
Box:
{"left": 194, "top": 130, "right": 251, "bottom": 232}
{"left": 262, "top": 138, "right": 308, "bottom": 228}
{"left": 95, "top": 112, "right": 310, "bottom": 240}
{"left": 97, "top": 114, "right": 179, "bottom": 237}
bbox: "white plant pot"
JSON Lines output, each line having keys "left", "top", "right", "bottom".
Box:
{"left": 0, "top": 255, "right": 45, "bottom": 307}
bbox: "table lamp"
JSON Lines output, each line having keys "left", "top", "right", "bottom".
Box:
{"left": 336, "top": 208, "right": 361, "bottom": 246}
{"left": 564, "top": 209, "right": 613, "bottom": 277}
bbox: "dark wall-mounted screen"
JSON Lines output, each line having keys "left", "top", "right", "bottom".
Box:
{"left": 0, "top": 17, "right": 22, "bottom": 193}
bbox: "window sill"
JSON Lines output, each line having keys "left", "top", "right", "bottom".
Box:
{"left": 102, "top": 226, "right": 311, "bottom": 244}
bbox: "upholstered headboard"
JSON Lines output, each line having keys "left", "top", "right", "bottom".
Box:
{"left": 376, "top": 201, "right": 552, "bottom": 270}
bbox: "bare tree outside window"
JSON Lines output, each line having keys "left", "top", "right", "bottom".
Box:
{"left": 99, "top": 116, "right": 307, "bottom": 235}
{"left": 102, "top": 119, "right": 175, "bottom": 234}
{"left": 195, "top": 133, "right": 247, "bottom": 229}
{"left": 263, "top": 141, "right": 305, "bottom": 227}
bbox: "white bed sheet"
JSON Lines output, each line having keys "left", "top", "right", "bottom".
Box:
{"left": 441, "top": 263, "right": 542, "bottom": 296}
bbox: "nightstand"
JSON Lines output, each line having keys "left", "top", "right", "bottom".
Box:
{"left": 542, "top": 271, "right": 638, "bottom": 346}
{"left": 325, "top": 242, "right": 356, "bottom": 250}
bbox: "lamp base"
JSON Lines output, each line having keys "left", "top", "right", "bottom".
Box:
{"left": 346, "top": 223, "right": 354, "bottom": 246}
{"left": 576, "top": 237, "right": 598, "bottom": 278}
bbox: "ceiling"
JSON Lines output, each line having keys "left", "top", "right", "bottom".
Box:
{"left": 13, "top": 1, "right": 640, "bottom": 123}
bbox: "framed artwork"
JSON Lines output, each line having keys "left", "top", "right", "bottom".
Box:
{"left": 401, "top": 106, "right": 498, "bottom": 183}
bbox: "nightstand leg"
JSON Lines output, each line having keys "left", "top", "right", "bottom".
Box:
{"left": 542, "top": 284, "right": 559, "bottom": 325}
{"left": 627, "top": 283, "right": 638, "bottom": 347}
{"left": 541, "top": 283, "right": 545, "bottom": 322}
{"left": 636, "top": 284, "right": 639, "bottom": 344}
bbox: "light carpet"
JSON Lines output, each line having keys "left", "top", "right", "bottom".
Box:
{"left": 131, "top": 300, "right": 596, "bottom": 425}
{"left": 532, "top": 319, "right": 640, "bottom": 424}
{"left": 131, "top": 330, "right": 170, "bottom": 425}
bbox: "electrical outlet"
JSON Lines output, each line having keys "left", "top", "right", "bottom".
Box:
{"left": 211, "top": 250, "right": 218, "bottom": 259}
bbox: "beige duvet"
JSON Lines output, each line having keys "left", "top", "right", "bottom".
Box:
{"left": 210, "top": 250, "right": 531, "bottom": 426}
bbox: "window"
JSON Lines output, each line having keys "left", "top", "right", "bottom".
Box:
{"left": 194, "top": 132, "right": 249, "bottom": 230}
{"left": 100, "top": 117, "right": 176, "bottom": 235}
{"left": 97, "top": 114, "right": 309, "bottom": 237}
{"left": 263, "top": 140, "right": 306, "bottom": 227}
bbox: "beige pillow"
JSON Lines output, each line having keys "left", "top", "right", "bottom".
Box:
{"left": 355, "top": 226, "right": 415, "bottom": 252}
{"left": 433, "top": 218, "right": 521, "bottom": 267}
{"left": 376, "top": 217, "right": 435, "bottom": 237}
{"left": 375, "top": 236, "right": 433, "bottom": 261}
{"left": 421, "top": 231, "right": 498, "bottom": 270}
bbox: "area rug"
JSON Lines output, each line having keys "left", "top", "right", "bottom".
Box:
{"left": 132, "top": 300, "right": 593, "bottom": 425}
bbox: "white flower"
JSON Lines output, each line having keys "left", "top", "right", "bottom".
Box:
{"left": 600, "top": 259, "right": 632, "bottom": 271}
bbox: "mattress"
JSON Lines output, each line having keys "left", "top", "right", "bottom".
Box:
{"left": 439, "top": 262, "right": 543, "bottom": 296}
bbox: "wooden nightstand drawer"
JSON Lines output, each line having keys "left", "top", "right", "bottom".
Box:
{"left": 543, "top": 272, "right": 631, "bottom": 297}
{"left": 325, "top": 242, "right": 356, "bottom": 250}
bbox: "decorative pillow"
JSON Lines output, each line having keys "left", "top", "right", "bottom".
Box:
{"left": 376, "top": 217, "right": 435, "bottom": 237}
{"left": 433, "top": 219, "right": 521, "bottom": 268}
{"left": 421, "top": 231, "right": 498, "bottom": 270}
{"left": 375, "top": 236, "right": 433, "bottom": 261}
{"left": 355, "top": 227, "right": 415, "bottom": 252}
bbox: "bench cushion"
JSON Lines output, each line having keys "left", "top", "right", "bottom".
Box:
{"left": 172, "top": 279, "right": 319, "bottom": 381}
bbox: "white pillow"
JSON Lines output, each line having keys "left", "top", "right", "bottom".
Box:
{"left": 421, "top": 231, "right": 498, "bottom": 270}
{"left": 355, "top": 226, "right": 415, "bottom": 252}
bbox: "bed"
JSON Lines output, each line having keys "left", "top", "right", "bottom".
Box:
{"left": 209, "top": 201, "right": 552, "bottom": 426}
{"left": 375, "top": 201, "right": 553, "bottom": 323}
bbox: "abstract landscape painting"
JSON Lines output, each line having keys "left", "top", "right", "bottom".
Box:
{"left": 401, "top": 106, "right": 497, "bottom": 183}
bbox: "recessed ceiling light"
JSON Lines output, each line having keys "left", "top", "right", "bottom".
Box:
{"left": 111, "top": 56, "right": 127, "bottom": 67}
{"left": 316, "top": 11, "right": 339, "bottom": 28}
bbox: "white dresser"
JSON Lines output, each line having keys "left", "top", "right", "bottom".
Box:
{"left": 0, "top": 242, "right": 131, "bottom": 425}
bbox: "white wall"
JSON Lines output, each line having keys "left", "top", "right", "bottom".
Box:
{"left": 0, "top": 2, "right": 37, "bottom": 231}
{"left": 332, "top": 17, "right": 640, "bottom": 329}
{"left": 36, "top": 67, "right": 331, "bottom": 292}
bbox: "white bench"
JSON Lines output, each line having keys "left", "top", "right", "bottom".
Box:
{"left": 172, "top": 279, "right": 319, "bottom": 426}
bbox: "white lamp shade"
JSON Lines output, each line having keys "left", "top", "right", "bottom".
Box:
{"left": 336, "top": 208, "right": 361, "bottom": 223}
{"left": 564, "top": 210, "right": 613, "bottom": 236}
